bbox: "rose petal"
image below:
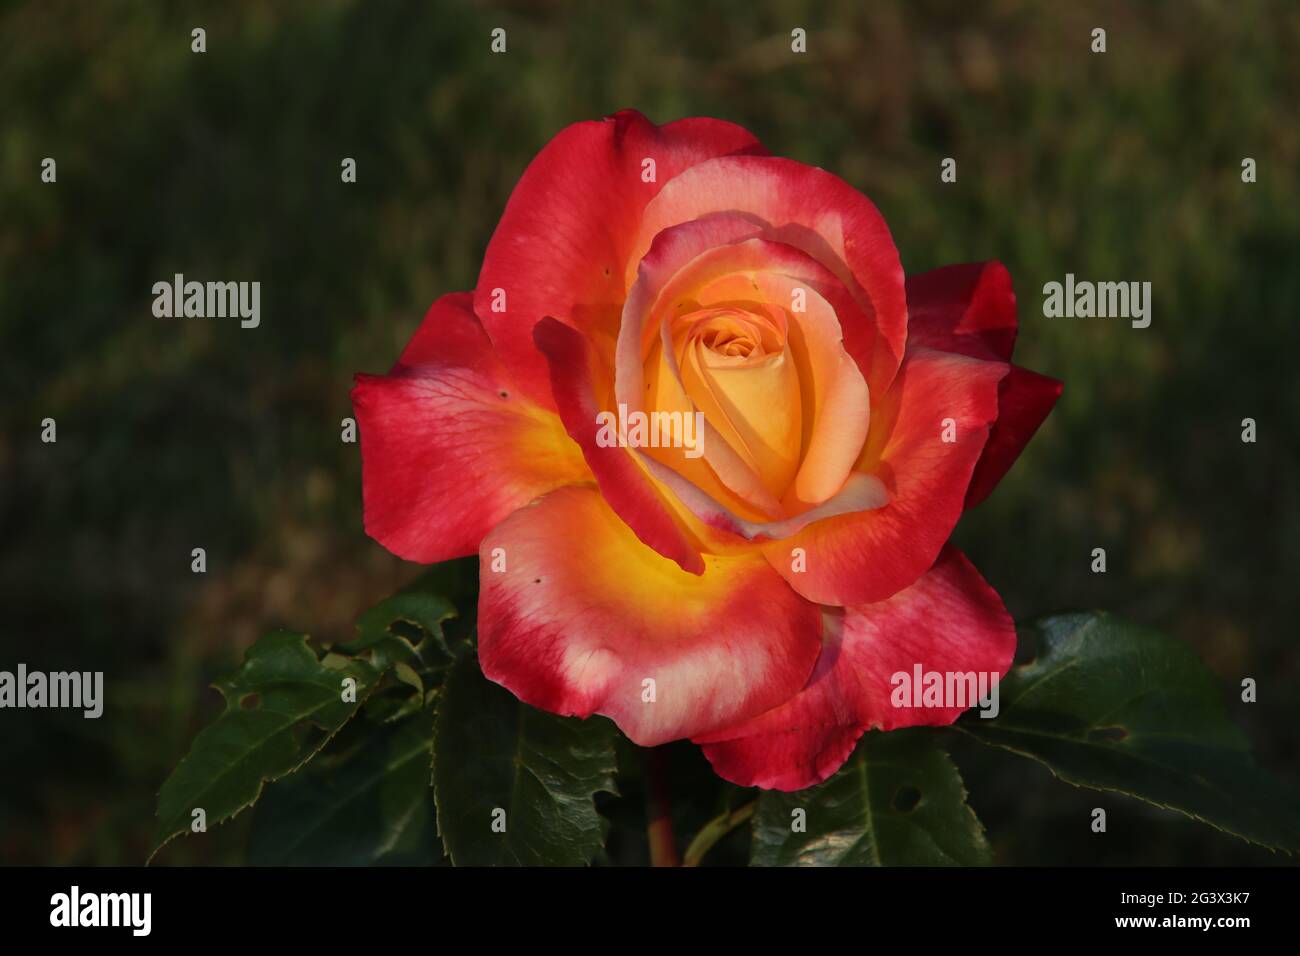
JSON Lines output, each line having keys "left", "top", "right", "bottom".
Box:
{"left": 638, "top": 237, "right": 873, "bottom": 514}
{"left": 475, "top": 111, "right": 765, "bottom": 407}
{"left": 633, "top": 155, "right": 908, "bottom": 398}
{"left": 905, "top": 261, "right": 1018, "bottom": 362}
{"left": 620, "top": 221, "right": 787, "bottom": 516}
{"left": 966, "top": 365, "right": 1063, "bottom": 507}
{"left": 680, "top": 325, "right": 803, "bottom": 499}
{"left": 533, "top": 316, "right": 706, "bottom": 574}
{"left": 739, "top": 271, "right": 871, "bottom": 509}
{"left": 696, "top": 546, "right": 1015, "bottom": 790}
{"left": 615, "top": 212, "right": 768, "bottom": 396}
{"left": 351, "top": 294, "right": 588, "bottom": 563}
{"left": 762, "top": 347, "right": 1007, "bottom": 605}
{"left": 903, "top": 262, "right": 1061, "bottom": 507}
{"left": 641, "top": 456, "right": 889, "bottom": 543}
{"left": 478, "top": 485, "right": 823, "bottom": 745}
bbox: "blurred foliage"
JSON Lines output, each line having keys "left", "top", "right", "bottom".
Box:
{"left": 0, "top": 0, "right": 1296, "bottom": 864}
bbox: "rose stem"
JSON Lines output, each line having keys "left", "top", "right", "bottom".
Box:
{"left": 682, "top": 801, "right": 756, "bottom": 867}
{"left": 644, "top": 746, "right": 681, "bottom": 867}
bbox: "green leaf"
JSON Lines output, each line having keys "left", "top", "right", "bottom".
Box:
{"left": 339, "top": 591, "right": 462, "bottom": 673}
{"left": 152, "top": 630, "right": 379, "bottom": 858}
{"left": 248, "top": 712, "right": 442, "bottom": 865}
{"left": 750, "top": 730, "right": 992, "bottom": 866}
{"left": 959, "top": 611, "right": 1300, "bottom": 851}
{"left": 432, "top": 653, "right": 618, "bottom": 865}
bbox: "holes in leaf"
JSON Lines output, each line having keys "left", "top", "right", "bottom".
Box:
{"left": 892, "top": 784, "right": 922, "bottom": 813}
{"left": 388, "top": 618, "right": 426, "bottom": 643}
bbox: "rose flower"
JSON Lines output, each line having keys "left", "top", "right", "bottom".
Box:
{"left": 352, "top": 110, "right": 1061, "bottom": 790}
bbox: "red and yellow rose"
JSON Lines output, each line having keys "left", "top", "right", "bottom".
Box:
{"left": 352, "top": 110, "right": 1061, "bottom": 791}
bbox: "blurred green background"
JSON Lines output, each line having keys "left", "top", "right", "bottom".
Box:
{"left": 1, "top": 0, "right": 1297, "bottom": 865}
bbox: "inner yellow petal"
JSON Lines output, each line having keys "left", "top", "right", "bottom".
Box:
{"left": 675, "top": 308, "right": 803, "bottom": 500}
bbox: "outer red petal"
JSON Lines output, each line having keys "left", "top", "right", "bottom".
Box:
{"left": 351, "top": 294, "right": 588, "bottom": 563}
{"left": 632, "top": 155, "right": 909, "bottom": 398}
{"left": 394, "top": 291, "right": 495, "bottom": 369}
{"left": 477, "top": 485, "right": 823, "bottom": 746}
{"left": 762, "top": 347, "right": 1007, "bottom": 605}
{"left": 696, "top": 546, "right": 1016, "bottom": 791}
{"left": 904, "top": 261, "right": 1062, "bottom": 506}
{"left": 474, "top": 110, "right": 766, "bottom": 407}
{"left": 904, "top": 261, "right": 1019, "bottom": 362}
{"left": 533, "top": 316, "right": 705, "bottom": 574}
{"left": 966, "top": 365, "right": 1063, "bottom": 507}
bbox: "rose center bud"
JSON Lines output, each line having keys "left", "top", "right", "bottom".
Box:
{"left": 671, "top": 304, "right": 802, "bottom": 500}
